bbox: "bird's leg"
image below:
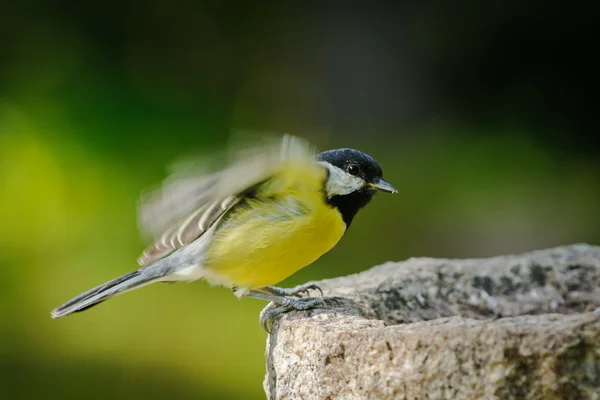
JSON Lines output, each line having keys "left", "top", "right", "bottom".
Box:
{"left": 243, "top": 290, "right": 328, "bottom": 333}
{"left": 262, "top": 282, "right": 323, "bottom": 298}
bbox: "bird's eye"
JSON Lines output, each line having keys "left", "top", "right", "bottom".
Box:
{"left": 346, "top": 164, "right": 360, "bottom": 176}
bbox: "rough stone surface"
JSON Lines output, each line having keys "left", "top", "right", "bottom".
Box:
{"left": 264, "top": 244, "right": 600, "bottom": 400}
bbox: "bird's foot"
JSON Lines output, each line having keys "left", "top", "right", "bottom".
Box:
{"left": 260, "top": 302, "right": 286, "bottom": 333}
{"left": 262, "top": 282, "right": 323, "bottom": 298}
{"left": 259, "top": 296, "right": 329, "bottom": 333}
{"left": 245, "top": 288, "right": 340, "bottom": 333}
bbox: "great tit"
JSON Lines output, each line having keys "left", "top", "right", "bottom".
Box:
{"left": 51, "top": 135, "right": 396, "bottom": 331}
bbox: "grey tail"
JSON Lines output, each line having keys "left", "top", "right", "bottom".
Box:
{"left": 51, "top": 269, "right": 158, "bottom": 318}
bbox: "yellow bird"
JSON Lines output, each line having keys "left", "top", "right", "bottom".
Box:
{"left": 51, "top": 135, "right": 396, "bottom": 331}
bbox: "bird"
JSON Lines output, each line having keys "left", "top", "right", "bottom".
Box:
{"left": 51, "top": 134, "right": 396, "bottom": 331}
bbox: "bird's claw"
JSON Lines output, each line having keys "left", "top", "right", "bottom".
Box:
{"left": 259, "top": 296, "right": 330, "bottom": 333}
{"left": 286, "top": 282, "right": 323, "bottom": 297}
{"left": 260, "top": 302, "right": 285, "bottom": 333}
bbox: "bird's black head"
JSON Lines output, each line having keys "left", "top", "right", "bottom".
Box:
{"left": 317, "top": 148, "right": 396, "bottom": 227}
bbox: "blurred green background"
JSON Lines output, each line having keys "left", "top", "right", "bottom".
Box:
{"left": 1, "top": 1, "right": 598, "bottom": 399}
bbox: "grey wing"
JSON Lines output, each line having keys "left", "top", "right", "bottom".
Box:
{"left": 136, "top": 133, "right": 317, "bottom": 267}
{"left": 137, "top": 195, "right": 239, "bottom": 266}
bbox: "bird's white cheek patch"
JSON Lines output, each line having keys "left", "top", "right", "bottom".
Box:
{"left": 320, "top": 162, "right": 365, "bottom": 196}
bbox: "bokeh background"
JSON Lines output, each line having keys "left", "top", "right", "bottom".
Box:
{"left": 1, "top": 1, "right": 598, "bottom": 399}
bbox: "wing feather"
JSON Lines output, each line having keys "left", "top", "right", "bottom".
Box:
{"left": 136, "top": 134, "right": 316, "bottom": 266}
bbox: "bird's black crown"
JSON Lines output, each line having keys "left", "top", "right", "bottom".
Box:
{"left": 318, "top": 148, "right": 383, "bottom": 185}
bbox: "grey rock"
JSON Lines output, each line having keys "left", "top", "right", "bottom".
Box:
{"left": 264, "top": 244, "right": 600, "bottom": 400}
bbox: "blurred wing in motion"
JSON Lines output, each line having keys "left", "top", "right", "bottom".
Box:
{"left": 136, "top": 134, "right": 316, "bottom": 266}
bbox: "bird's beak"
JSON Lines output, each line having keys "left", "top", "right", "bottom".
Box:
{"left": 370, "top": 178, "right": 397, "bottom": 193}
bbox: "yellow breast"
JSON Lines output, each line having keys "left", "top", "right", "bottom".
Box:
{"left": 202, "top": 163, "right": 346, "bottom": 289}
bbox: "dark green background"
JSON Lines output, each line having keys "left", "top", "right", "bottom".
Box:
{"left": 1, "top": 1, "right": 598, "bottom": 399}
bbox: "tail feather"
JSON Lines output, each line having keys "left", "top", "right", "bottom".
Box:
{"left": 51, "top": 270, "right": 157, "bottom": 318}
